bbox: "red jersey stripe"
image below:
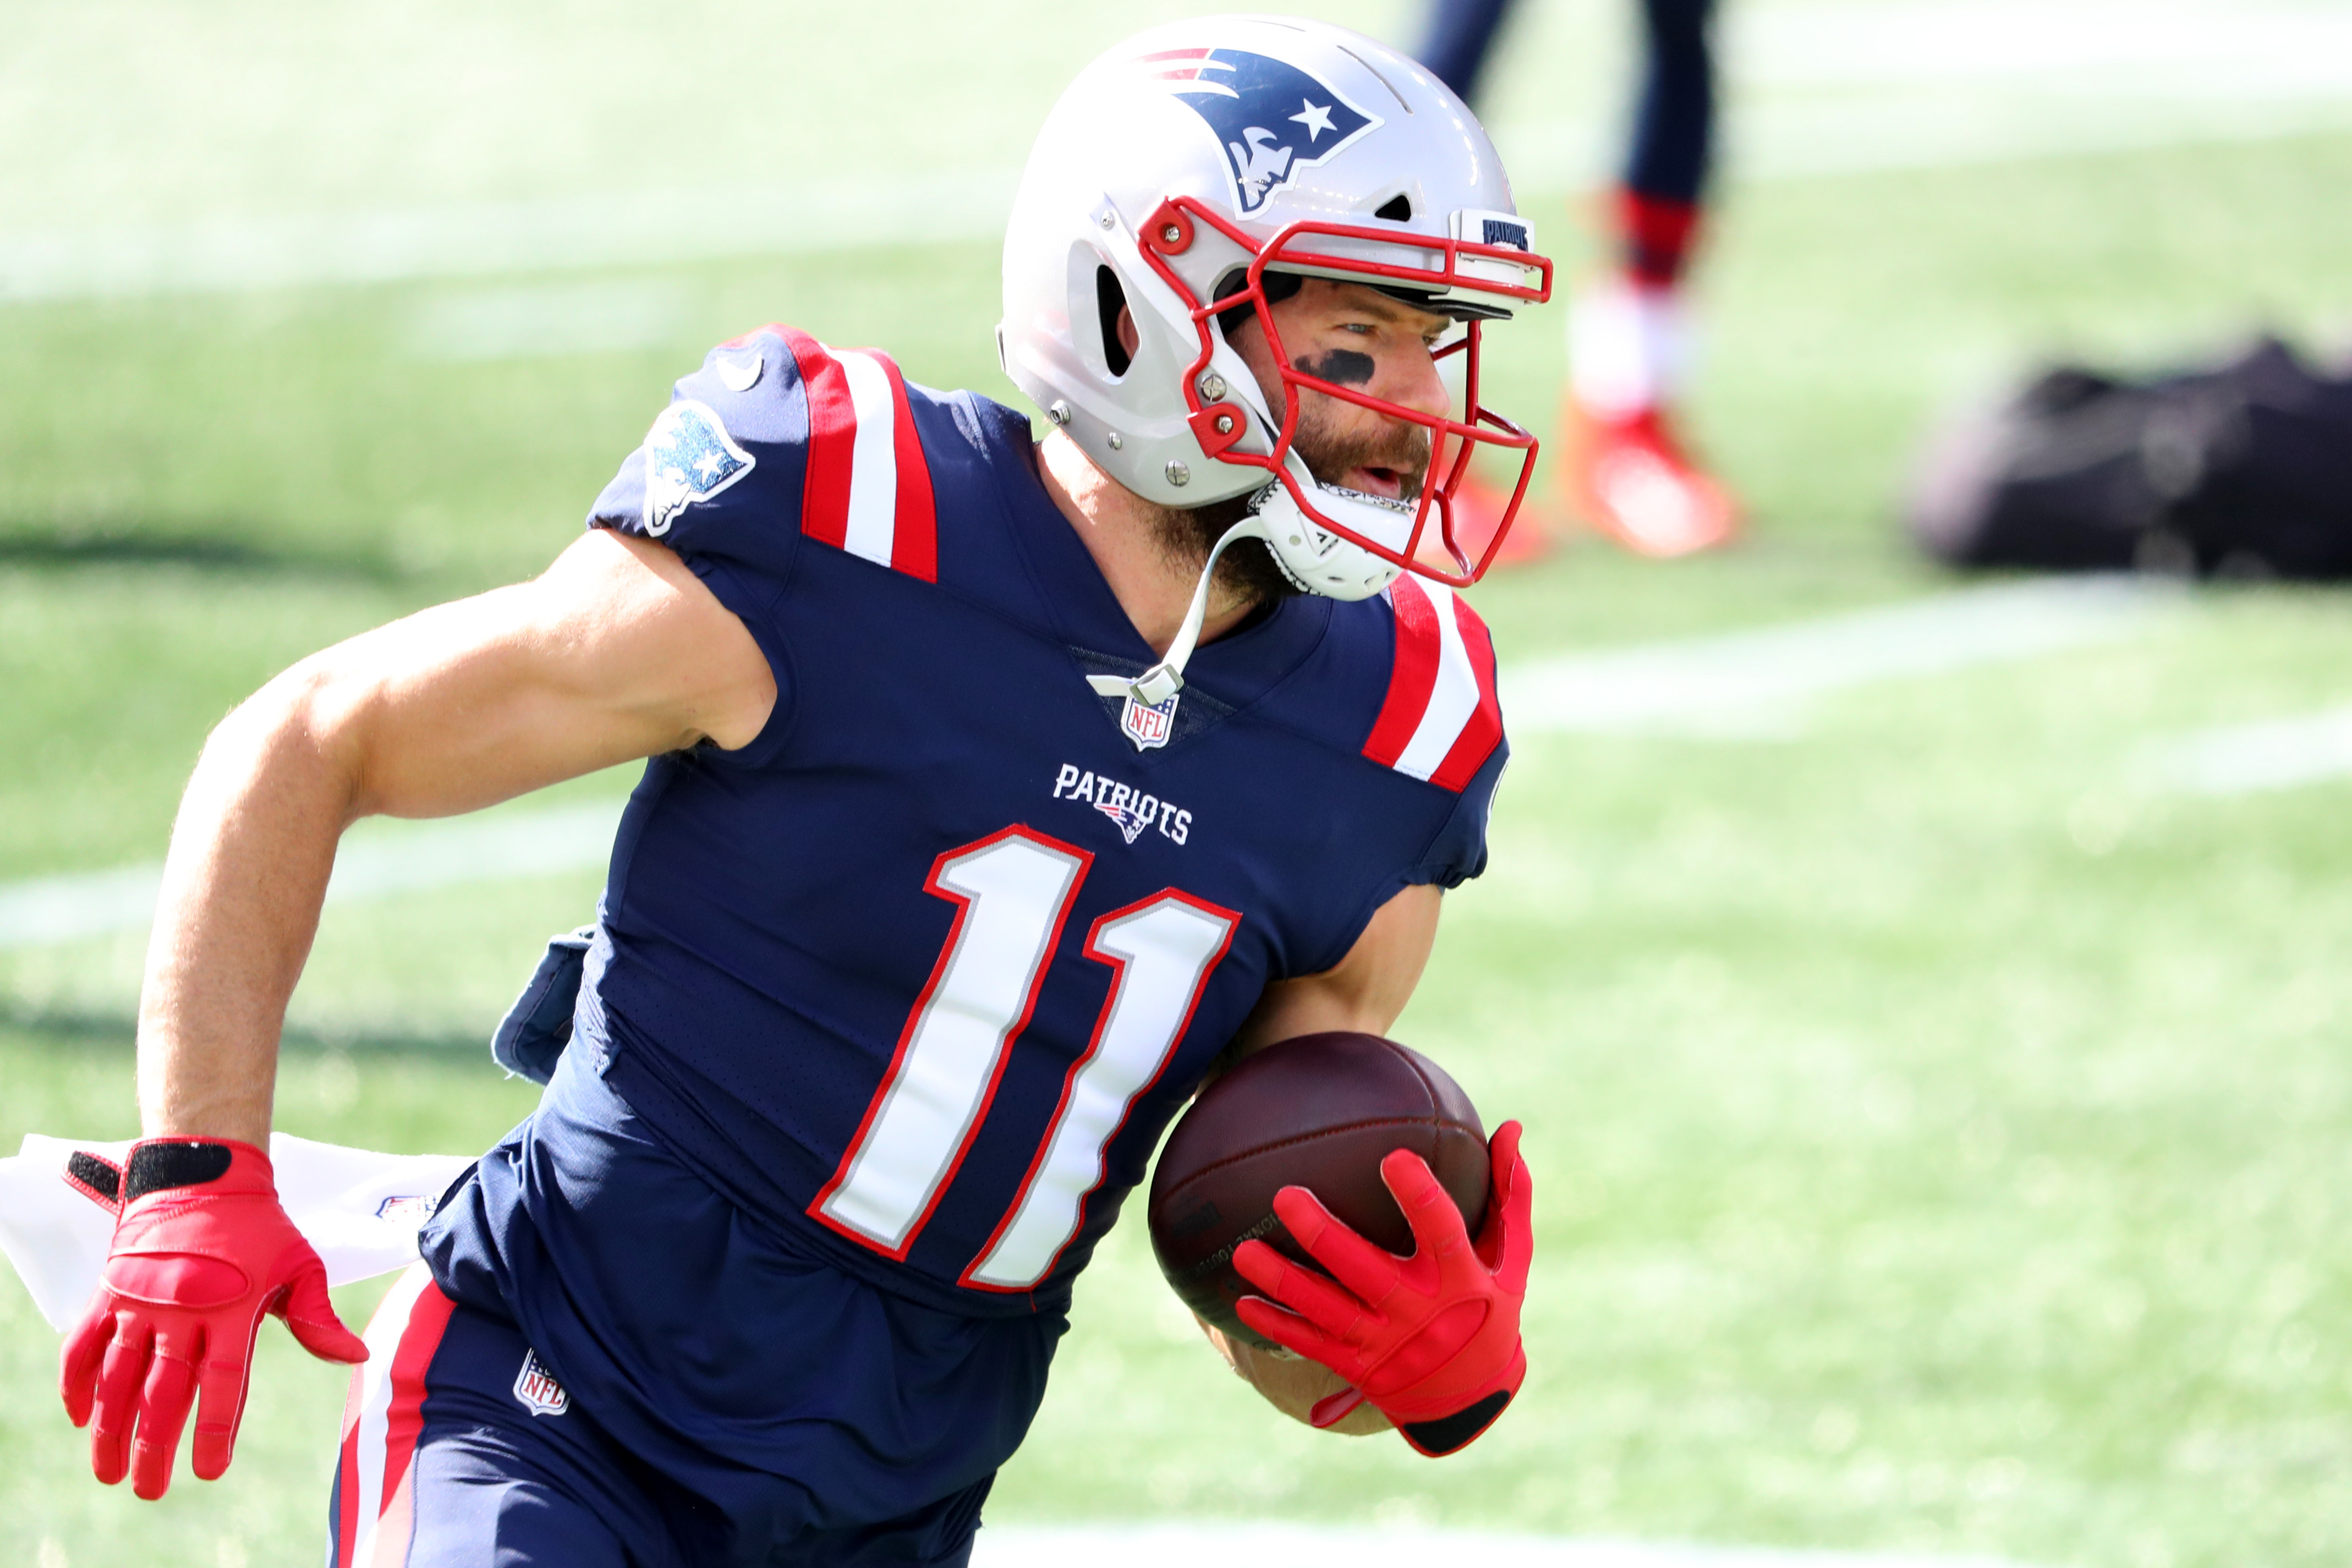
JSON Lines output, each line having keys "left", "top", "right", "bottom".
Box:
{"left": 874, "top": 352, "right": 939, "bottom": 583}
{"left": 778, "top": 328, "right": 857, "bottom": 551}
{"left": 1429, "top": 593, "right": 1505, "bottom": 792}
{"left": 1362, "top": 574, "right": 1444, "bottom": 770}
{"left": 366, "top": 1281, "right": 456, "bottom": 1566}
{"left": 729, "top": 326, "right": 934, "bottom": 580}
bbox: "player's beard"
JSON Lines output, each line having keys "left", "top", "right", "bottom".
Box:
{"left": 1151, "top": 402, "right": 1434, "bottom": 607}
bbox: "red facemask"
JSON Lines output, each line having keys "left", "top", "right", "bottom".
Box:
{"left": 1136, "top": 195, "right": 1554, "bottom": 588}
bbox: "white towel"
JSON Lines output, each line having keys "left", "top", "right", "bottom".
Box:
{"left": 0, "top": 1133, "right": 473, "bottom": 1331}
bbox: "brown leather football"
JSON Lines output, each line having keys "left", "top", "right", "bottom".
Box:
{"left": 1147, "top": 1031, "right": 1488, "bottom": 1347}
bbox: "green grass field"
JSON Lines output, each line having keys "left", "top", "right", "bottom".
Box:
{"left": 6, "top": 2, "right": 2352, "bottom": 1564}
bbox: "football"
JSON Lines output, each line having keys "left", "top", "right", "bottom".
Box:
{"left": 1147, "top": 1031, "right": 1489, "bottom": 1346}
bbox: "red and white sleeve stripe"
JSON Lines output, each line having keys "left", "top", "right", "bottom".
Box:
{"left": 333, "top": 1263, "right": 456, "bottom": 1568}
{"left": 775, "top": 328, "right": 939, "bottom": 582}
{"left": 1361, "top": 575, "right": 1505, "bottom": 793}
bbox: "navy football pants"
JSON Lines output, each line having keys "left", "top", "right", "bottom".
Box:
{"left": 1415, "top": 0, "right": 1719, "bottom": 206}
{"left": 328, "top": 1266, "right": 996, "bottom": 1567}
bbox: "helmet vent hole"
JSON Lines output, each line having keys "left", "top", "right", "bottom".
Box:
{"left": 1095, "top": 266, "right": 1132, "bottom": 378}
{"left": 1374, "top": 194, "right": 1413, "bottom": 222}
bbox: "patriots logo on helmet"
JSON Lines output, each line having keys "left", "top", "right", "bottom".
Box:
{"left": 642, "top": 399, "right": 755, "bottom": 536}
{"left": 1145, "top": 48, "right": 1380, "bottom": 216}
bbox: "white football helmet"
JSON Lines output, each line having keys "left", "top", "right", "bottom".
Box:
{"left": 1000, "top": 16, "right": 1553, "bottom": 702}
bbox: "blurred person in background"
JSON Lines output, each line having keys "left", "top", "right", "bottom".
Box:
{"left": 1419, "top": 0, "right": 1740, "bottom": 559}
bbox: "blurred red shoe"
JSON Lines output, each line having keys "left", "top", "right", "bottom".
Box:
{"left": 1417, "top": 471, "right": 1556, "bottom": 575}
{"left": 1560, "top": 402, "right": 1739, "bottom": 559}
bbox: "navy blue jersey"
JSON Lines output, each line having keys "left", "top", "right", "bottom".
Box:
{"left": 503, "top": 326, "right": 1506, "bottom": 1322}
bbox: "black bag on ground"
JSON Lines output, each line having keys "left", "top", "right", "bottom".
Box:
{"left": 1905, "top": 336, "right": 2352, "bottom": 578}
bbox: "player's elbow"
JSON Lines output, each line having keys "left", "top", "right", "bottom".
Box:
{"left": 198, "top": 652, "right": 382, "bottom": 829}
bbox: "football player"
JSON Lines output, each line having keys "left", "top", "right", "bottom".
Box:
{"left": 59, "top": 18, "right": 1544, "bottom": 1565}
{"left": 1419, "top": 0, "right": 1740, "bottom": 558}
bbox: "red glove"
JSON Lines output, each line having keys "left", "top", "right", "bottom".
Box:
{"left": 59, "top": 1138, "right": 368, "bottom": 1499}
{"left": 1233, "top": 1120, "right": 1531, "bottom": 1456}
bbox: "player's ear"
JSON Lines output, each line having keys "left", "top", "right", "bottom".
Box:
{"left": 1116, "top": 305, "right": 1140, "bottom": 361}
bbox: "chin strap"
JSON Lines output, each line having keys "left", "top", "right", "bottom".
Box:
{"left": 1086, "top": 514, "right": 1276, "bottom": 706}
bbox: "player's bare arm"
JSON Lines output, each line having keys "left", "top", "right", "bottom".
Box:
{"left": 62, "top": 527, "right": 772, "bottom": 1499}
{"left": 139, "top": 528, "right": 772, "bottom": 1144}
{"left": 1231, "top": 882, "right": 1440, "bottom": 1055}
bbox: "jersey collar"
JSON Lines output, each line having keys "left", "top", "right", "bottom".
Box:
{"left": 980, "top": 398, "right": 1331, "bottom": 715}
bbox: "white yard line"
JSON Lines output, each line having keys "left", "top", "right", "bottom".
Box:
{"left": 403, "top": 278, "right": 688, "bottom": 361}
{"left": 8, "top": 0, "right": 2352, "bottom": 304}
{"left": 1503, "top": 577, "right": 2174, "bottom": 738}
{"left": 8, "top": 93, "right": 2342, "bottom": 305}
{"left": 0, "top": 799, "right": 623, "bottom": 953}
{"left": 0, "top": 582, "right": 2175, "bottom": 951}
{"left": 971, "top": 1524, "right": 2043, "bottom": 1568}
{"left": 0, "top": 170, "right": 1021, "bottom": 305}
{"left": 2135, "top": 704, "right": 2352, "bottom": 796}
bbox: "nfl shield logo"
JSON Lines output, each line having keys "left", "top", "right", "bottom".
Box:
{"left": 1121, "top": 691, "right": 1178, "bottom": 750}
{"left": 373, "top": 1193, "right": 434, "bottom": 1228}
{"left": 512, "top": 1348, "right": 569, "bottom": 1417}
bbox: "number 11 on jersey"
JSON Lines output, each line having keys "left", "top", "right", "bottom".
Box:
{"left": 812, "top": 827, "right": 1239, "bottom": 1291}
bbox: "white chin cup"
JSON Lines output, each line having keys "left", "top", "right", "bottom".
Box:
{"left": 1249, "top": 481, "right": 1410, "bottom": 602}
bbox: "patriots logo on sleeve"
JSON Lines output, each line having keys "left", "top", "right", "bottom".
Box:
{"left": 1145, "top": 48, "right": 1380, "bottom": 216}
{"left": 643, "top": 399, "right": 756, "bottom": 536}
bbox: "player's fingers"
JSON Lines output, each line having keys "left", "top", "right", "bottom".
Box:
{"left": 1229, "top": 1236, "right": 1289, "bottom": 1295}
{"left": 1381, "top": 1149, "right": 1473, "bottom": 1264}
{"left": 277, "top": 1264, "right": 369, "bottom": 1364}
{"left": 1472, "top": 1121, "right": 1525, "bottom": 1262}
{"left": 1265, "top": 1182, "right": 1338, "bottom": 1252}
{"left": 59, "top": 1296, "right": 115, "bottom": 1428}
{"left": 1487, "top": 1120, "right": 1523, "bottom": 1200}
{"left": 1233, "top": 1238, "right": 1369, "bottom": 1334}
{"left": 1232, "top": 1295, "right": 1341, "bottom": 1365}
{"left": 1271, "top": 1186, "right": 1402, "bottom": 1306}
{"left": 130, "top": 1328, "right": 199, "bottom": 1500}
{"left": 190, "top": 1331, "right": 256, "bottom": 1482}
{"left": 89, "top": 1315, "right": 152, "bottom": 1486}
{"left": 1489, "top": 1121, "right": 1534, "bottom": 1291}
